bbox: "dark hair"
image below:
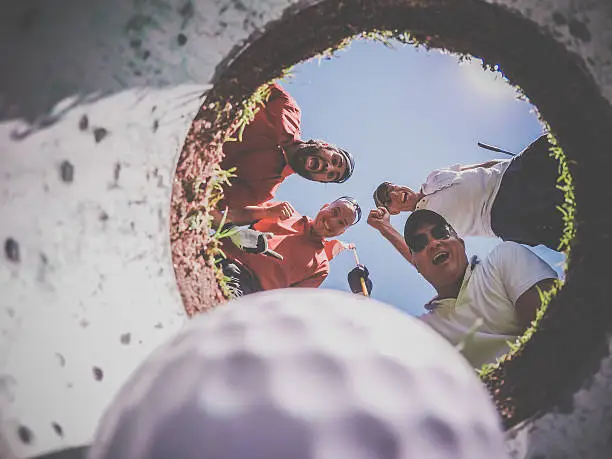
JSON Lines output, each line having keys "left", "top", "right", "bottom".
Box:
{"left": 373, "top": 181, "right": 393, "bottom": 209}
{"left": 403, "top": 209, "right": 457, "bottom": 245}
{"left": 303, "top": 140, "right": 355, "bottom": 183}
{"left": 332, "top": 196, "right": 362, "bottom": 225}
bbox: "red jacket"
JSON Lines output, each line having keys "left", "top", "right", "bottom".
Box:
{"left": 221, "top": 212, "right": 347, "bottom": 291}
{"left": 219, "top": 83, "right": 301, "bottom": 209}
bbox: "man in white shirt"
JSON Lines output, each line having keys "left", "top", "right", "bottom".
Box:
{"left": 400, "top": 209, "right": 558, "bottom": 368}
{"left": 368, "top": 135, "right": 564, "bottom": 263}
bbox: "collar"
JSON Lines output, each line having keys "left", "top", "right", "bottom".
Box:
{"left": 424, "top": 255, "right": 480, "bottom": 312}
{"left": 304, "top": 217, "right": 325, "bottom": 246}
{"left": 278, "top": 144, "right": 296, "bottom": 177}
{"left": 420, "top": 166, "right": 463, "bottom": 196}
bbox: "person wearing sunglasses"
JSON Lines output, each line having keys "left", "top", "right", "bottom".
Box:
{"left": 216, "top": 196, "right": 362, "bottom": 297}
{"left": 211, "top": 82, "right": 355, "bottom": 227}
{"left": 400, "top": 209, "right": 558, "bottom": 368}
{"left": 369, "top": 134, "right": 564, "bottom": 254}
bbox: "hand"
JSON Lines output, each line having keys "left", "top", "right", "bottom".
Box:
{"left": 227, "top": 226, "right": 283, "bottom": 260}
{"left": 347, "top": 264, "right": 373, "bottom": 295}
{"left": 267, "top": 201, "right": 295, "bottom": 221}
{"left": 367, "top": 207, "right": 391, "bottom": 232}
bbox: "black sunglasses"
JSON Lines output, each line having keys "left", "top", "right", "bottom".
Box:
{"left": 407, "top": 224, "right": 453, "bottom": 252}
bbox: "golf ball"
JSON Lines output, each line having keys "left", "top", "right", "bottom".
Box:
{"left": 89, "top": 289, "right": 507, "bottom": 459}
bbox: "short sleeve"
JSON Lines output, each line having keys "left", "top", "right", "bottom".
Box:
{"left": 489, "top": 242, "right": 558, "bottom": 305}
{"left": 421, "top": 166, "right": 463, "bottom": 195}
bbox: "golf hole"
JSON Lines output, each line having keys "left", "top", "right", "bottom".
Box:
{"left": 170, "top": 0, "right": 612, "bottom": 431}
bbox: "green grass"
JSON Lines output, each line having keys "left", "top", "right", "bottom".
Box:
{"left": 477, "top": 129, "right": 575, "bottom": 378}
{"left": 182, "top": 165, "right": 236, "bottom": 233}
{"left": 225, "top": 83, "right": 274, "bottom": 143}
{"left": 313, "top": 30, "right": 430, "bottom": 62}
{"left": 202, "top": 78, "right": 296, "bottom": 298}
{"left": 182, "top": 163, "right": 239, "bottom": 299}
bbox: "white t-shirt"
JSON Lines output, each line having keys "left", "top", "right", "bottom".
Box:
{"left": 418, "top": 242, "right": 558, "bottom": 368}
{"left": 415, "top": 161, "right": 510, "bottom": 238}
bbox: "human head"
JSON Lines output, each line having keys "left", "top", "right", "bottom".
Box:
{"left": 373, "top": 181, "right": 420, "bottom": 215}
{"left": 288, "top": 139, "right": 354, "bottom": 183}
{"left": 404, "top": 210, "right": 468, "bottom": 295}
{"left": 313, "top": 196, "right": 361, "bottom": 238}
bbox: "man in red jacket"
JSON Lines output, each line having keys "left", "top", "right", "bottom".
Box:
{"left": 215, "top": 82, "right": 355, "bottom": 225}
{"left": 218, "top": 196, "right": 361, "bottom": 296}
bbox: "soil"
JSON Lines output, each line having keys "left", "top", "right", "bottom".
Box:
{"left": 170, "top": 108, "right": 235, "bottom": 316}
{"left": 170, "top": 0, "right": 612, "bottom": 429}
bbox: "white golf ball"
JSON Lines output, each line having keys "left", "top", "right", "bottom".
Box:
{"left": 89, "top": 289, "right": 507, "bottom": 459}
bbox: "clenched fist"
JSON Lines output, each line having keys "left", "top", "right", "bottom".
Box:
{"left": 267, "top": 201, "right": 296, "bottom": 220}
{"left": 367, "top": 207, "right": 391, "bottom": 232}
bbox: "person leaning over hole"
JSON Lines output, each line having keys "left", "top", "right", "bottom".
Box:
{"left": 368, "top": 134, "right": 564, "bottom": 263}
{"left": 210, "top": 81, "right": 355, "bottom": 226}
{"left": 370, "top": 209, "right": 557, "bottom": 368}
{"left": 215, "top": 196, "right": 362, "bottom": 297}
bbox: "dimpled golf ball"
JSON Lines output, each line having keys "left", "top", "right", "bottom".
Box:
{"left": 89, "top": 289, "right": 507, "bottom": 459}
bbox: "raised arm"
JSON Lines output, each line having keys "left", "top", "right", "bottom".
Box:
{"left": 367, "top": 207, "right": 414, "bottom": 265}
{"left": 211, "top": 201, "right": 296, "bottom": 227}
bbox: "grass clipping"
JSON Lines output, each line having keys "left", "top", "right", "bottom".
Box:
{"left": 478, "top": 130, "right": 575, "bottom": 378}
{"left": 204, "top": 83, "right": 274, "bottom": 298}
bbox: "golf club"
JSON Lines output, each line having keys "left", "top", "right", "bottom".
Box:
{"left": 477, "top": 141, "right": 516, "bottom": 156}
{"left": 351, "top": 246, "right": 369, "bottom": 297}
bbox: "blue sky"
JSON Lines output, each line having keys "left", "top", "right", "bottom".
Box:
{"left": 277, "top": 38, "right": 565, "bottom": 317}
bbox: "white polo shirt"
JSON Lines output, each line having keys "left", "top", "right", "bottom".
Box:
{"left": 418, "top": 242, "right": 558, "bottom": 368}
{"left": 415, "top": 161, "right": 511, "bottom": 238}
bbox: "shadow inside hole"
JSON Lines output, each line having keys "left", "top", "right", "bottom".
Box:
{"left": 169, "top": 0, "right": 612, "bottom": 432}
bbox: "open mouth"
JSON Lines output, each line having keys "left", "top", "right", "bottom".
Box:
{"left": 307, "top": 156, "right": 321, "bottom": 171}
{"left": 323, "top": 220, "right": 331, "bottom": 233}
{"left": 432, "top": 251, "right": 450, "bottom": 266}
{"left": 402, "top": 192, "right": 408, "bottom": 204}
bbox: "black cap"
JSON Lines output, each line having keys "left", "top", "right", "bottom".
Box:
{"left": 403, "top": 209, "right": 455, "bottom": 244}
{"left": 336, "top": 148, "right": 355, "bottom": 183}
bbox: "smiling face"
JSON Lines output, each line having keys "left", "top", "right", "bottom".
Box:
{"left": 408, "top": 222, "right": 468, "bottom": 296}
{"left": 290, "top": 143, "right": 348, "bottom": 183}
{"left": 374, "top": 182, "right": 420, "bottom": 215}
{"left": 313, "top": 200, "right": 357, "bottom": 238}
